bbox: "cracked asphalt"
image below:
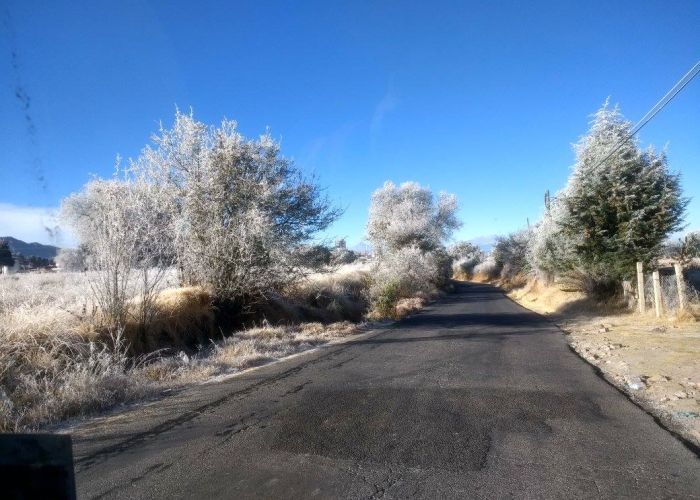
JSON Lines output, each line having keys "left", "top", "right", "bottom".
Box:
{"left": 73, "top": 282, "right": 700, "bottom": 499}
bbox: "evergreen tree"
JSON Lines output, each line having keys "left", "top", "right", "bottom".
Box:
{"left": 0, "top": 240, "right": 15, "bottom": 267}
{"left": 562, "top": 101, "right": 687, "bottom": 282}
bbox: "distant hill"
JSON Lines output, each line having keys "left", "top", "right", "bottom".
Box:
{"left": 0, "top": 237, "right": 59, "bottom": 259}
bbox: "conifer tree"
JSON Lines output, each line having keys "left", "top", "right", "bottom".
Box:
{"left": 0, "top": 240, "right": 15, "bottom": 268}
{"left": 562, "top": 101, "right": 687, "bottom": 283}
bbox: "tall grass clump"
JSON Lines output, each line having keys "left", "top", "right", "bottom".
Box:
{"left": 0, "top": 283, "right": 154, "bottom": 431}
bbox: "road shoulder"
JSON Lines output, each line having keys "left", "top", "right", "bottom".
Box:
{"left": 504, "top": 280, "right": 700, "bottom": 454}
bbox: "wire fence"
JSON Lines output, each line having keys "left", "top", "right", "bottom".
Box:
{"left": 641, "top": 268, "right": 699, "bottom": 314}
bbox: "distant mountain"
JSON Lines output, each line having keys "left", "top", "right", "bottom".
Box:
{"left": 0, "top": 237, "right": 59, "bottom": 259}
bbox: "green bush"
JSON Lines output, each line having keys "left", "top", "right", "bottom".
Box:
{"left": 372, "top": 280, "right": 402, "bottom": 318}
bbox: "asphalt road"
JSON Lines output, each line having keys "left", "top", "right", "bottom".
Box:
{"left": 73, "top": 282, "right": 700, "bottom": 499}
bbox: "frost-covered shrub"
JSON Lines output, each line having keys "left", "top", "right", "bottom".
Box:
{"left": 367, "top": 181, "right": 460, "bottom": 254}
{"left": 63, "top": 110, "right": 340, "bottom": 308}
{"left": 61, "top": 176, "right": 174, "bottom": 329}
{"left": 473, "top": 255, "right": 500, "bottom": 280}
{"left": 493, "top": 229, "right": 531, "bottom": 281}
{"left": 369, "top": 246, "right": 444, "bottom": 316}
{"left": 664, "top": 231, "right": 700, "bottom": 266}
{"left": 431, "top": 247, "right": 453, "bottom": 289}
{"left": 452, "top": 257, "right": 478, "bottom": 279}
{"left": 296, "top": 244, "right": 332, "bottom": 270}
{"left": 527, "top": 194, "right": 577, "bottom": 282}
{"left": 448, "top": 241, "right": 484, "bottom": 261}
{"left": 371, "top": 281, "right": 402, "bottom": 318}
{"left": 55, "top": 247, "right": 88, "bottom": 272}
{"left": 448, "top": 241, "right": 485, "bottom": 279}
{"left": 330, "top": 248, "right": 357, "bottom": 265}
{"left": 366, "top": 181, "right": 461, "bottom": 316}
{"left": 371, "top": 246, "right": 443, "bottom": 295}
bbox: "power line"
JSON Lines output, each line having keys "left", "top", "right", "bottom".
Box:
{"left": 590, "top": 59, "right": 700, "bottom": 171}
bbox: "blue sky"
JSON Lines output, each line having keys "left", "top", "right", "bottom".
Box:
{"left": 1, "top": 0, "right": 699, "bottom": 247}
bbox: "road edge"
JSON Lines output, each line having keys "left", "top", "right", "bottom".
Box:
{"left": 494, "top": 283, "right": 700, "bottom": 459}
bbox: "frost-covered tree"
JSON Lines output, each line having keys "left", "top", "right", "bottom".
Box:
{"left": 449, "top": 241, "right": 485, "bottom": 279}
{"left": 133, "top": 110, "right": 340, "bottom": 302}
{"left": 367, "top": 181, "right": 460, "bottom": 255}
{"left": 62, "top": 175, "right": 174, "bottom": 329}
{"left": 366, "top": 181, "right": 460, "bottom": 314}
{"left": 0, "top": 240, "right": 14, "bottom": 268}
{"left": 55, "top": 246, "right": 88, "bottom": 272}
{"left": 665, "top": 231, "right": 700, "bottom": 265}
{"left": 527, "top": 192, "right": 577, "bottom": 281}
{"left": 561, "top": 101, "right": 687, "bottom": 282}
{"left": 330, "top": 247, "right": 357, "bottom": 265}
{"left": 296, "top": 244, "right": 332, "bottom": 269}
{"left": 493, "top": 229, "right": 531, "bottom": 280}
{"left": 448, "top": 241, "right": 484, "bottom": 261}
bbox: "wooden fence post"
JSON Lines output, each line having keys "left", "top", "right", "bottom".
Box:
{"left": 636, "top": 262, "right": 645, "bottom": 314}
{"left": 674, "top": 263, "right": 686, "bottom": 311}
{"left": 652, "top": 270, "right": 663, "bottom": 318}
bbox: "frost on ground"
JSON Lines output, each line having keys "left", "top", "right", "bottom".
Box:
{"left": 0, "top": 270, "right": 364, "bottom": 432}
{"left": 0, "top": 256, "right": 444, "bottom": 432}
{"left": 142, "top": 321, "right": 361, "bottom": 385}
{"left": 509, "top": 280, "right": 700, "bottom": 448}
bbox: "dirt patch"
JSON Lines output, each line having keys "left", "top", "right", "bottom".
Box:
{"left": 564, "top": 316, "right": 700, "bottom": 448}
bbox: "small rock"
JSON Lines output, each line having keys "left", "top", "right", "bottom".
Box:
{"left": 598, "top": 327, "right": 609, "bottom": 333}
{"left": 673, "top": 391, "right": 688, "bottom": 399}
{"left": 650, "top": 326, "right": 667, "bottom": 333}
{"left": 626, "top": 377, "right": 645, "bottom": 391}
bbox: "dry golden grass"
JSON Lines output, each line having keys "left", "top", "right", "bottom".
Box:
{"left": 124, "top": 286, "right": 215, "bottom": 354}
{"left": 206, "top": 321, "right": 360, "bottom": 372}
{"left": 0, "top": 268, "right": 366, "bottom": 431}
{"left": 470, "top": 272, "right": 491, "bottom": 283}
{"left": 139, "top": 321, "right": 362, "bottom": 385}
{"left": 507, "top": 279, "right": 586, "bottom": 316}
{"left": 452, "top": 269, "right": 472, "bottom": 281}
{"left": 279, "top": 262, "right": 371, "bottom": 323}
{"left": 394, "top": 297, "right": 426, "bottom": 319}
